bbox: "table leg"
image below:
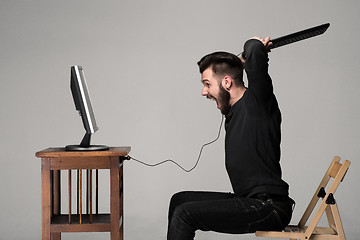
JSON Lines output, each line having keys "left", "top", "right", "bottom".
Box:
{"left": 120, "top": 163, "right": 123, "bottom": 240}
{"left": 41, "top": 158, "right": 51, "bottom": 240}
{"left": 110, "top": 157, "right": 121, "bottom": 240}
{"left": 51, "top": 233, "right": 61, "bottom": 240}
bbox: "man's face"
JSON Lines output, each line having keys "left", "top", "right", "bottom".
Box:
{"left": 201, "top": 67, "right": 231, "bottom": 115}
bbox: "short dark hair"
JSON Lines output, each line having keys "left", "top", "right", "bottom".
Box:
{"left": 197, "top": 51, "right": 244, "bottom": 87}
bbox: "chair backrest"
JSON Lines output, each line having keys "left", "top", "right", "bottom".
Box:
{"left": 328, "top": 156, "right": 348, "bottom": 179}
{"left": 298, "top": 156, "right": 350, "bottom": 228}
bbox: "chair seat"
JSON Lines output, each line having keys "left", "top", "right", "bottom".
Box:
{"left": 256, "top": 225, "right": 337, "bottom": 237}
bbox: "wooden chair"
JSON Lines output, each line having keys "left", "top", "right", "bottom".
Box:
{"left": 255, "top": 156, "right": 350, "bottom": 240}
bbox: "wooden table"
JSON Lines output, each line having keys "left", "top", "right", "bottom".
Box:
{"left": 36, "top": 147, "right": 131, "bottom": 240}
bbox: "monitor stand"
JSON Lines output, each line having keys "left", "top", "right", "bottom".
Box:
{"left": 66, "top": 133, "right": 109, "bottom": 151}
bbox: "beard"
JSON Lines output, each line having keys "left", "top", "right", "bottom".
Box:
{"left": 218, "top": 83, "right": 231, "bottom": 115}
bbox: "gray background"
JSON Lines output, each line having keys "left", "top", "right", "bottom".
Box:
{"left": 1, "top": 1, "right": 359, "bottom": 239}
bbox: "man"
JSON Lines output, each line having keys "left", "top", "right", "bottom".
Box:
{"left": 167, "top": 37, "right": 294, "bottom": 240}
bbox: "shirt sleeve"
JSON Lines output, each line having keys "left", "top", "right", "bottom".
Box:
{"left": 242, "top": 39, "right": 274, "bottom": 108}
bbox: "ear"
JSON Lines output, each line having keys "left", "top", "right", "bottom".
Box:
{"left": 222, "top": 76, "right": 232, "bottom": 90}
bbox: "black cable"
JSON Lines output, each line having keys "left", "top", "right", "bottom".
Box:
{"left": 128, "top": 115, "right": 224, "bottom": 172}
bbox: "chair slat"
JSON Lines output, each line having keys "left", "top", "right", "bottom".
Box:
{"left": 68, "top": 170, "right": 71, "bottom": 224}
{"left": 329, "top": 162, "right": 342, "bottom": 178}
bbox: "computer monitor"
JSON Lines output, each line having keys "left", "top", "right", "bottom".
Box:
{"left": 65, "top": 65, "right": 109, "bottom": 151}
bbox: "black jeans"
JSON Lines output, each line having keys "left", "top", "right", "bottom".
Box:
{"left": 167, "top": 191, "right": 294, "bottom": 240}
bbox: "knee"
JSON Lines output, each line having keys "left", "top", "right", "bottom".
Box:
{"left": 169, "top": 192, "right": 188, "bottom": 219}
{"left": 170, "top": 192, "right": 181, "bottom": 204}
{"left": 170, "top": 191, "right": 195, "bottom": 204}
{"left": 169, "top": 192, "right": 199, "bottom": 225}
{"left": 169, "top": 191, "right": 191, "bottom": 210}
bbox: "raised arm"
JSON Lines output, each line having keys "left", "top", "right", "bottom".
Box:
{"left": 241, "top": 37, "right": 274, "bottom": 106}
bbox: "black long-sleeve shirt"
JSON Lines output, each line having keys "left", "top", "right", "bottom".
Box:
{"left": 225, "top": 39, "right": 289, "bottom": 197}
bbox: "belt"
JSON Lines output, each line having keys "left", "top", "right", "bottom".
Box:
{"left": 251, "top": 192, "right": 293, "bottom": 204}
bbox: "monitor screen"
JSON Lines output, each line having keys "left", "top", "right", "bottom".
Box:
{"left": 66, "top": 65, "right": 109, "bottom": 151}
{"left": 71, "top": 65, "right": 98, "bottom": 134}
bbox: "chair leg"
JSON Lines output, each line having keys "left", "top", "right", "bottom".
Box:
{"left": 331, "top": 203, "right": 346, "bottom": 240}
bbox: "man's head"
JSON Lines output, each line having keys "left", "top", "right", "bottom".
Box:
{"left": 197, "top": 51, "right": 244, "bottom": 115}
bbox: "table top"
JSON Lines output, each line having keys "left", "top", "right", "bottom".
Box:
{"left": 36, "top": 147, "right": 131, "bottom": 158}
